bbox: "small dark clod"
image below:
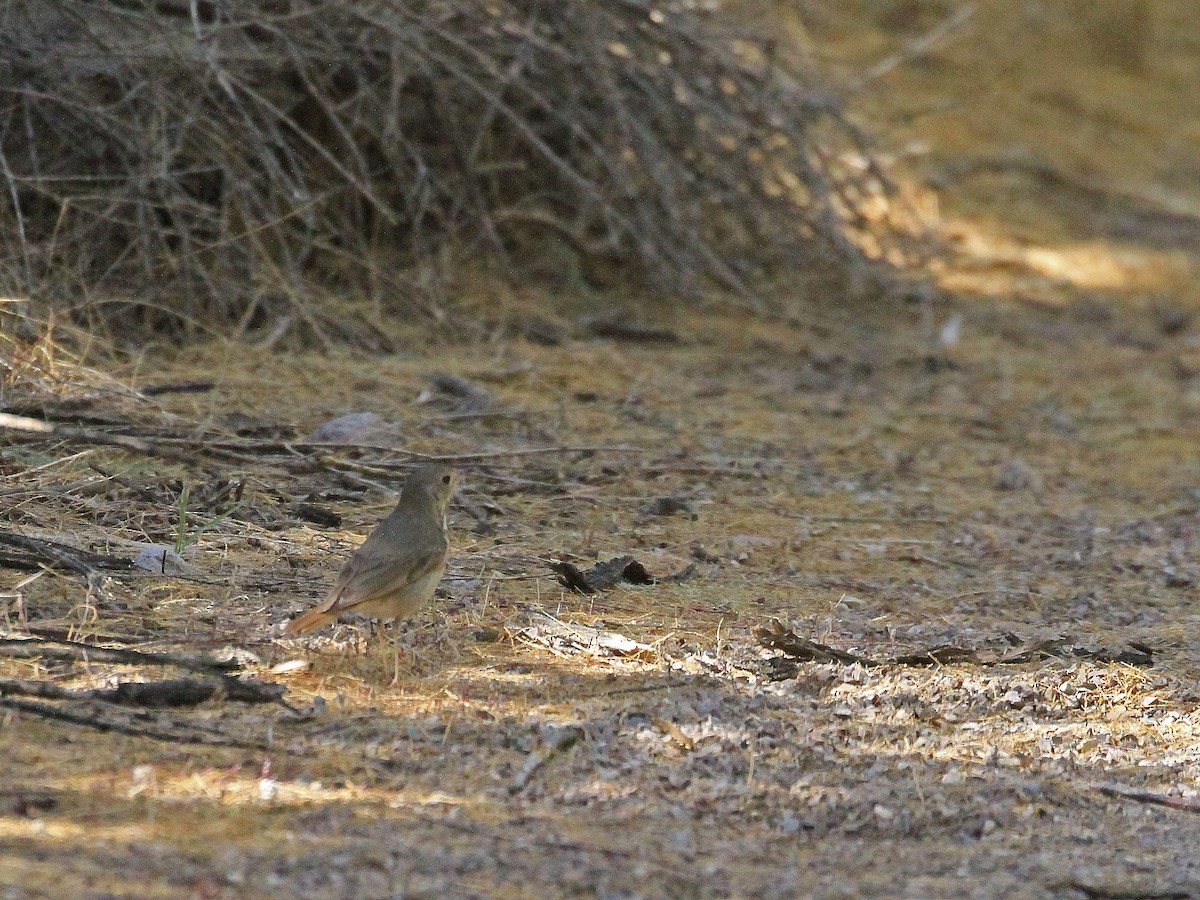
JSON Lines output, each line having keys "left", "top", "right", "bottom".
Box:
{"left": 293, "top": 504, "right": 342, "bottom": 528}
{"left": 643, "top": 496, "right": 693, "bottom": 517}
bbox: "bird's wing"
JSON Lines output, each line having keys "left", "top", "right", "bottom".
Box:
{"left": 322, "top": 533, "right": 448, "bottom": 613}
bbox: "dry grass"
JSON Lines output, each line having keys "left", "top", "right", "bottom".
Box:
{"left": 5, "top": 285, "right": 1200, "bottom": 894}
{"left": 3, "top": 1, "right": 1200, "bottom": 897}
{"left": 0, "top": 0, "right": 915, "bottom": 341}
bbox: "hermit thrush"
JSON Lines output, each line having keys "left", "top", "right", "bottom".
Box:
{"left": 287, "top": 465, "right": 460, "bottom": 644}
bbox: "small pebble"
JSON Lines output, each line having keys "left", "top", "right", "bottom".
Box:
{"left": 995, "top": 458, "right": 1041, "bottom": 492}
{"left": 133, "top": 544, "right": 190, "bottom": 575}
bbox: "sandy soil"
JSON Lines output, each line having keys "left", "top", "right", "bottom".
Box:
{"left": 2, "top": 2, "right": 1200, "bottom": 897}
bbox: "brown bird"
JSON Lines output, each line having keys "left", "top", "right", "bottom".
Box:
{"left": 287, "top": 465, "right": 461, "bottom": 672}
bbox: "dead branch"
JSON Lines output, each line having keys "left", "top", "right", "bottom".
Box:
{"left": 0, "top": 413, "right": 53, "bottom": 432}
{"left": 0, "top": 530, "right": 132, "bottom": 576}
{"left": 3, "top": 419, "right": 640, "bottom": 469}
{"left": 0, "top": 675, "right": 284, "bottom": 707}
{"left": 0, "top": 0, "right": 915, "bottom": 338}
{"left": 755, "top": 620, "right": 1157, "bottom": 671}
{"left": 1096, "top": 782, "right": 1200, "bottom": 814}
{"left": 0, "top": 696, "right": 270, "bottom": 749}
{"left": 0, "top": 635, "right": 242, "bottom": 673}
{"left": 754, "top": 619, "right": 877, "bottom": 666}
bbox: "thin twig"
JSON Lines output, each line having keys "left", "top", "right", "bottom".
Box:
{"left": 849, "top": 4, "right": 977, "bottom": 92}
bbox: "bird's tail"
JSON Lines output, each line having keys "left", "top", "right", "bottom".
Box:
{"left": 285, "top": 605, "right": 336, "bottom": 636}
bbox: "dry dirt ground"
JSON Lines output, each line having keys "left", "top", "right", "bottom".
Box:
{"left": 4, "top": 2, "right": 1200, "bottom": 898}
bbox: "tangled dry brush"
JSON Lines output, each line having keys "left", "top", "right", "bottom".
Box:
{"left": 0, "top": 0, "right": 909, "bottom": 339}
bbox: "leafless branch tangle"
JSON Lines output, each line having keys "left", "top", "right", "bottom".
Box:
{"left": 0, "top": 0, "right": 916, "bottom": 337}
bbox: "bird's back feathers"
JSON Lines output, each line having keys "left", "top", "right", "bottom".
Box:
{"left": 286, "top": 465, "right": 458, "bottom": 636}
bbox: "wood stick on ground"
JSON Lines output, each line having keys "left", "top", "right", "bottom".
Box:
{"left": 754, "top": 619, "right": 879, "bottom": 666}
{"left": 0, "top": 530, "right": 131, "bottom": 577}
{"left": 0, "top": 635, "right": 242, "bottom": 673}
{"left": 0, "top": 422, "right": 155, "bottom": 453}
{"left": 138, "top": 436, "right": 640, "bottom": 460}
{"left": 0, "top": 675, "right": 285, "bottom": 707}
{"left": 0, "top": 413, "right": 53, "bottom": 432}
{"left": 0, "top": 697, "right": 270, "bottom": 749}
{"left": 367, "top": 445, "right": 643, "bottom": 465}
{"left": 1097, "top": 782, "right": 1200, "bottom": 814}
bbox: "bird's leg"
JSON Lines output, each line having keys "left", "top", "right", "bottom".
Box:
{"left": 357, "top": 620, "right": 379, "bottom": 656}
{"left": 388, "top": 620, "right": 403, "bottom": 686}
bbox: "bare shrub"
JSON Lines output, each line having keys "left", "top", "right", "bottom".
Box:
{"left": 0, "top": 0, "right": 910, "bottom": 342}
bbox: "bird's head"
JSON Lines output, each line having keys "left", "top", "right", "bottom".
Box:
{"left": 399, "top": 464, "right": 462, "bottom": 519}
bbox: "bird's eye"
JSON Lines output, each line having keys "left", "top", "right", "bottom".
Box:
{"left": 442, "top": 474, "right": 451, "bottom": 484}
